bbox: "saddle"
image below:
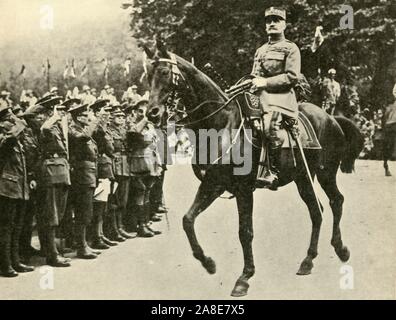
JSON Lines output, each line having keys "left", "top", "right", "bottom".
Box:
{"left": 237, "top": 91, "right": 321, "bottom": 150}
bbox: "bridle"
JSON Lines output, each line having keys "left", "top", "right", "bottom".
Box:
{"left": 150, "top": 53, "right": 249, "bottom": 165}
{"left": 150, "top": 53, "right": 235, "bottom": 128}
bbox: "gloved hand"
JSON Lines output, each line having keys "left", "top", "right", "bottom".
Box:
{"left": 250, "top": 77, "right": 268, "bottom": 93}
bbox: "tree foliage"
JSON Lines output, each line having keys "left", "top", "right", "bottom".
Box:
{"left": 129, "top": 0, "right": 396, "bottom": 108}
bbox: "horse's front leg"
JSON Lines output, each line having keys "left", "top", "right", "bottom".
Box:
{"left": 183, "top": 182, "right": 224, "bottom": 274}
{"left": 231, "top": 189, "right": 255, "bottom": 297}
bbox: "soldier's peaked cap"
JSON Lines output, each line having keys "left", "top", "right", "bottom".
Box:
{"left": 69, "top": 103, "right": 89, "bottom": 116}
{"left": 265, "top": 7, "right": 286, "bottom": 20}
{"left": 39, "top": 96, "right": 63, "bottom": 109}
{"left": 62, "top": 98, "right": 82, "bottom": 110}
{"left": 112, "top": 107, "right": 125, "bottom": 117}
{"left": 89, "top": 99, "right": 111, "bottom": 112}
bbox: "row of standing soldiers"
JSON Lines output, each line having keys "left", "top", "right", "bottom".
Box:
{"left": 0, "top": 95, "right": 166, "bottom": 277}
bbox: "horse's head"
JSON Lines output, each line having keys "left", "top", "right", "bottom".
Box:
{"left": 143, "top": 39, "right": 186, "bottom": 124}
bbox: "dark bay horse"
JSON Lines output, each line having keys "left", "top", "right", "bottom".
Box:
{"left": 143, "top": 42, "right": 363, "bottom": 297}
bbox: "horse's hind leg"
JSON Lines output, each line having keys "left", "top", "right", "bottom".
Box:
{"left": 231, "top": 189, "right": 254, "bottom": 297}
{"left": 317, "top": 169, "right": 350, "bottom": 262}
{"left": 182, "top": 182, "right": 224, "bottom": 274}
{"left": 295, "top": 175, "right": 323, "bottom": 276}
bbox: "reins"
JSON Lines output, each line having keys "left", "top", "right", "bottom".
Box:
{"left": 153, "top": 53, "right": 255, "bottom": 165}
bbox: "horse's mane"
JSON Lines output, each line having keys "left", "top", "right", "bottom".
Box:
{"left": 174, "top": 54, "right": 229, "bottom": 101}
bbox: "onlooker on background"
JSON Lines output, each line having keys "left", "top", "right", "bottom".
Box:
{"left": 101, "top": 85, "right": 118, "bottom": 105}
{"left": 80, "top": 85, "right": 96, "bottom": 105}
{"left": 123, "top": 85, "right": 141, "bottom": 106}
{"left": 382, "top": 83, "right": 396, "bottom": 176}
{"left": 322, "top": 69, "right": 341, "bottom": 115}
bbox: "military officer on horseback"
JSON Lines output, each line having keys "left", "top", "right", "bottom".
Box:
{"left": 250, "top": 6, "right": 301, "bottom": 189}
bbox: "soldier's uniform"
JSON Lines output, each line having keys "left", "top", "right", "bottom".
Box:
{"left": 107, "top": 112, "right": 132, "bottom": 241}
{"left": 90, "top": 100, "right": 124, "bottom": 249}
{"left": 68, "top": 104, "right": 102, "bottom": 259}
{"left": 37, "top": 97, "right": 72, "bottom": 267}
{"left": 0, "top": 106, "right": 34, "bottom": 277}
{"left": 18, "top": 125, "right": 44, "bottom": 262}
{"left": 251, "top": 7, "right": 301, "bottom": 189}
{"left": 127, "top": 116, "right": 162, "bottom": 237}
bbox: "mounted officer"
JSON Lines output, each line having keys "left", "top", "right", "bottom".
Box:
{"left": 250, "top": 6, "right": 301, "bottom": 190}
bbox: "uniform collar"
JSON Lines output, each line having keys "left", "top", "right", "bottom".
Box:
{"left": 268, "top": 33, "right": 285, "bottom": 44}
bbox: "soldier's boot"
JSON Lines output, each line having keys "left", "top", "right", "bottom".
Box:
{"left": 256, "top": 112, "right": 282, "bottom": 190}
{"left": 144, "top": 204, "right": 161, "bottom": 236}
{"left": 91, "top": 203, "right": 110, "bottom": 250}
{"left": 11, "top": 216, "right": 34, "bottom": 273}
{"left": 46, "top": 227, "right": 71, "bottom": 267}
{"left": 110, "top": 209, "right": 126, "bottom": 242}
{"left": 76, "top": 225, "right": 97, "bottom": 260}
{"left": 0, "top": 225, "right": 18, "bottom": 277}
{"left": 19, "top": 210, "right": 41, "bottom": 262}
{"left": 116, "top": 208, "right": 136, "bottom": 239}
{"left": 125, "top": 204, "right": 139, "bottom": 233}
{"left": 137, "top": 205, "right": 154, "bottom": 238}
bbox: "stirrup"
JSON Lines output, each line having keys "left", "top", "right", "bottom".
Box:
{"left": 255, "top": 170, "right": 279, "bottom": 190}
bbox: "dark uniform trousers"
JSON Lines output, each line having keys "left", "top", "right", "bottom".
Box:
{"left": 0, "top": 135, "right": 30, "bottom": 273}
{"left": 0, "top": 197, "right": 26, "bottom": 271}
{"left": 19, "top": 128, "right": 43, "bottom": 258}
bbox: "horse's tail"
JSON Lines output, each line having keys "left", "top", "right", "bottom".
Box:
{"left": 334, "top": 116, "right": 364, "bottom": 173}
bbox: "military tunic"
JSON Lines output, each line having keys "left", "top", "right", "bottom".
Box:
{"left": 252, "top": 36, "right": 301, "bottom": 117}
{"left": 93, "top": 125, "right": 115, "bottom": 180}
{"left": 38, "top": 122, "right": 70, "bottom": 227}
{"left": 69, "top": 122, "right": 98, "bottom": 226}
{"left": 107, "top": 124, "right": 129, "bottom": 217}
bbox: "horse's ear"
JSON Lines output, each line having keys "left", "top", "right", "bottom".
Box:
{"left": 155, "top": 35, "right": 169, "bottom": 58}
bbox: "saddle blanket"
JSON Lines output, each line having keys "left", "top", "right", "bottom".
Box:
{"left": 241, "top": 92, "right": 321, "bottom": 149}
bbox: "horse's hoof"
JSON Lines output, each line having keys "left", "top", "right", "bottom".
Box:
{"left": 336, "top": 246, "right": 350, "bottom": 262}
{"left": 202, "top": 257, "right": 216, "bottom": 274}
{"left": 385, "top": 170, "right": 392, "bottom": 177}
{"left": 231, "top": 280, "right": 249, "bottom": 297}
{"left": 297, "top": 259, "right": 313, "bottom": 276}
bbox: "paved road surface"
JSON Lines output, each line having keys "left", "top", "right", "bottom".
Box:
{"left": 1, "top": 160, "right": 395, "bottom": 300}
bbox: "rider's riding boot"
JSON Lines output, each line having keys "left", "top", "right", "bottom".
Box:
{"left": 256, "top": 111, "right": 282, "bottom": 190}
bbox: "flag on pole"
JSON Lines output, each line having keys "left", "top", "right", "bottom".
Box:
{"left": 103, "top": 58, "right": 109, "bottom": 82}
{"left": 63, "top": 60, "right": 69, "bottom": 79}
{"left": 311, "top": 26, "right": 324, "bottom": 53}
{"left": 63, "top": 59, "right": 76, "bottom": 79}
{"left": 80, "top": 62, "right": 89, "bottom": 77}
{"left": 140, "top": 51, "right": 148, "bottom": 83}
{"left": 19, "top": 65, "right": 26, "bottom": 78}
{"left": 70, "top": 59, "right": 76, "bottom": 78}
